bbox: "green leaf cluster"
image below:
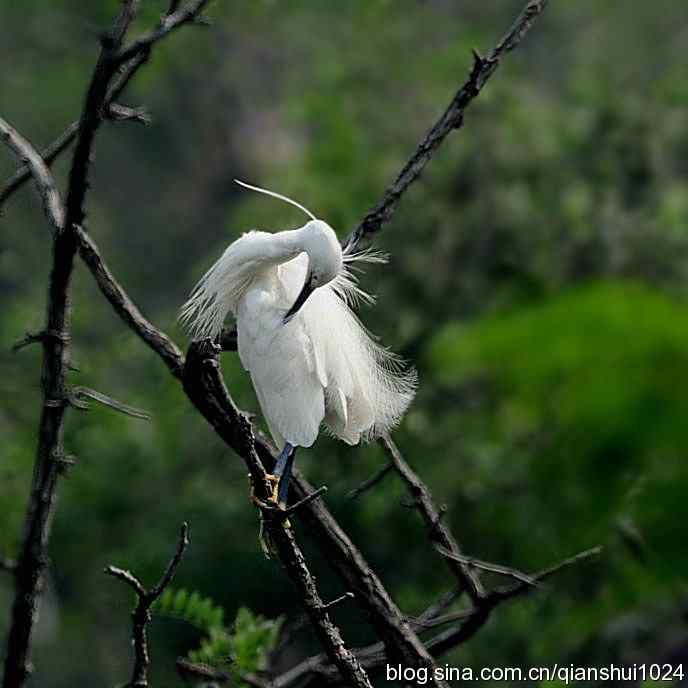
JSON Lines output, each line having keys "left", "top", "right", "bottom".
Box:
{"left": 154, "top": 588, "right": 282, "bottom": 684}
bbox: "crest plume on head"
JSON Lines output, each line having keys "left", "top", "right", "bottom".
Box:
{"left": 234, "top": 179, "right": 317, "bottom": 221}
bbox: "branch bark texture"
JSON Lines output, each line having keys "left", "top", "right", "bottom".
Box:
{"left": 1, "top": 1, "right": 139, "bottom": 680}
{"left": 344, "top": 0, "right": 548, "bottom": 251}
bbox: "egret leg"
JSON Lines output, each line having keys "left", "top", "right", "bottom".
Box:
{"left": 273, "top": 442, "right": 294, "bottom": 480}
{"left": 275, "top": 444, "right": 297, "bottom": 507}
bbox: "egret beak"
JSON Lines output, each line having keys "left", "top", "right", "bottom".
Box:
{"left": 284, "top": 274, "right": 316, "bottom": 324}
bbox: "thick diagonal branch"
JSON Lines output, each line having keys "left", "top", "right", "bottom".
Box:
{"left": 344, "top": 0, "right": 548, "bottom": 251}
{"left": 182, "top": 343, "right": 373, "bottom": 688}
{"left": 291, "top": 472, "right": 447, "bottom": 685}
{"left": 75, "top": 226, "right": 184, "bottom": 377}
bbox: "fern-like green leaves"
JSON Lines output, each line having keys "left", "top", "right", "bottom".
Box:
{"left": 153, "top": 587, "right": 282, "bottom": 685}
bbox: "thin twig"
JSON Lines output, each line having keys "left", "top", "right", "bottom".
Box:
{"left": 115, "top": 0, "right": 212, "bottom": 65}
{"left": 106, "top": 523, "right": 190, "bottom": 688}
{"left": 106, "top": 103, "right": 151, "bottom": 124}
{"left": 176, "top": 658, "right": 231, "bottom": 685}
{"left": 320, "top": 592, "right": 355, "bottom": 612}
{"left": 282, "top": 485, "right": 328, "bottom": 518}
{"left": 408, "top": 588, "right": 461, "bottom": 630}
{"left": 11, "top": 329, "right": 70, "bottom": 353}
{"left": 408, "top": 608, "right": 477, "bottom": 631}
{"left": 381, "top": 435, "right": 484, "bottom": 602}
{"left": 395, "top": 546, "right": 602, "bottom": 635}
{"left": 434, "top": 544, "right": 538, "bottom": 587}
{"left": 265, "top": 545, "right": 601, "bottom": 687}
{"left": 488, "top": 545, "right": 603, "bottom": 604}
{"left": 0, "top": 1, "right": 190, "bottom": 211}
{"left": 70, "top": 386, "right": 151, "bottom": 420}
{"left": 346, "top": 462, "right": 393, "bottom": 500}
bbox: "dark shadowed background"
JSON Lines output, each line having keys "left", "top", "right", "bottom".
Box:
{"left": 2, "top": 1, "right": 688, "bottom": 685}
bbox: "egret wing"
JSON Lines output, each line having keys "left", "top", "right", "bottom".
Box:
{"left": 237, "top": 256, "right": 325, "bottom": 449}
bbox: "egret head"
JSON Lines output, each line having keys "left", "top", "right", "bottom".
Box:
{"left": 301, "top": 220, "right": 343, "bottom": 284}
{"left": 283, "top": 220, "right": 343, "bottom": 323}
{"left": 232, "top": 179, "right": 343, "bottom": 323}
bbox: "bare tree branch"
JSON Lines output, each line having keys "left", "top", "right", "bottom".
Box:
{"left": 176, "top": 658, "right": 231, "bottom": 685}
{"left": 70, "top": 385, "right": 152, "bottom": 420}
{"left": 434, "top": 544, "right": 538, "bottom": 587}
{"left": 74, "top": 226, "right": 185, "bottom": 378}
{"left": 488, "top": 545, "right": 603, "bottom": 604}
{"left": 106, "top": 523, "right": 190, "bottom": 688}
{"left": 381, "top": 435, "right": 484, "bottom": 603}
{"left": 0, "top": 122, "right": 78, "bottom": 210}
{"left": 182, "top": 342, "right": 374, "bottom": 688}
{"left": 264, "top": 546, "right": 601, "bottom": 687}
{"left": 408, "top": 588, "right": 461, "bottom": 630}
{"left": 1, "top": 3, "right": 173, "bottom": 686}
{"left": 0, "top": 1, "right": 185, "bottom": 211}
{"left": 0, "top": 117, "right": 64, "bottom": 233}
{"left": 344, "top": 0, "right": 549, "bottom": 251}
{"left": 106, "top": 103, "right": 151, "bottom": 124}
{"left": 346, "top": 461, "right": 393, "bottom": 500}
{"left": 268, "top": 527, "right": 373, "bottom": 688}
{"left": 291, "top": 471, "right": 448, "bottom": 686}
{"left": 115, "top": 0, "right": 213, "bottom": 65}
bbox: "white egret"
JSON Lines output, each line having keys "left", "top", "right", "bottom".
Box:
{"left": 180, "top": 181, "right": 416, "bottom": 506}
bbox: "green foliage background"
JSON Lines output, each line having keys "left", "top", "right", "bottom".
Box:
{"left": 1, "top": 1, "right": 688, "bottom": 685}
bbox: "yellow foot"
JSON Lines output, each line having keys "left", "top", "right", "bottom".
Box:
{"left": 247, "top": 474, "right": 292, "bottom": 556}
{"left": 248, "top": 472, "right": 280, "bottom": 507}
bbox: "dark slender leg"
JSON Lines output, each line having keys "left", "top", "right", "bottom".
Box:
{"left": 273, "top": 442, "right": 294, "bottom": 479}
{"left": 277, "top": 445, "right": 297, "bottom": 506}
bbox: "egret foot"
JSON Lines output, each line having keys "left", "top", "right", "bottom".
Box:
{"left": 247, "top": 470, "right": 293, "bottom": 554}
{"left": 248, "top": 473, "right": 282, "bottom": 515}
{"left": 264, "top": 472, "right": 281, "bottom": 505}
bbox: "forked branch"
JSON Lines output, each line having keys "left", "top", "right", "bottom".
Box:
{"left": 1, "top": 2, "right": 139, "bottom": 683}
{"left": 106, "top": 523, "right": 190, "bottom": 688}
